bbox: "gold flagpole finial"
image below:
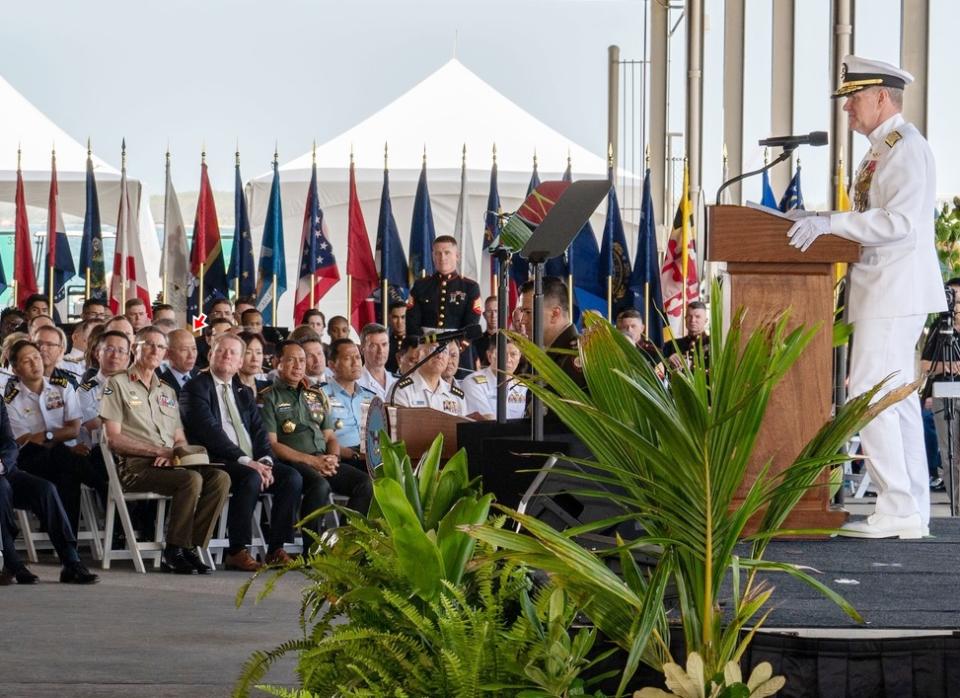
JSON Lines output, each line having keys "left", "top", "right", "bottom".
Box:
{"left": 492, "top": 142, "right": 496, "bottom": 163}
{"left": 121, "top": 138, "right": 127, "bottom": 170}
{"left": 532, "top": 148, "right": 538, "bottom": 170}
{"left": 796, "top": 154, "right": 801, "bottom": 168}
{"left": 235, "top": 140, "right": 240, "bottom": 166}
{"left": 87, "top": 137, "right": 92, "bottom": 158}
{"left": 384, "top": 141, "right": 389, "bottom": 171}
{"left": 763, "top": 146, "right": 769, "bottom": 166}
{"left": 461, "top": 143, "right": 467, "bottom": 165}
{"left": 645, "top": 143, "right": 651, "bottom": 169}
{"left": 201, "top": 142, "right": 206, "bottom": 164}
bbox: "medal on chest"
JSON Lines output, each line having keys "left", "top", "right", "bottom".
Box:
{"left": 282, "top": 419, "right": 296, "bottom": 434}
{"left": 44, "top": 391, "right": 64, "bottom": 411}
{"left": 853, "top": 159, "right": 878, "bottom": 213}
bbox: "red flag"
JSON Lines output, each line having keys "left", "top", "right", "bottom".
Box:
{"left": 14, "top": 167, "right": 38, "bottom": 308}
{"left": 109, "top": 148, "right": 151, "bottom": 316}
{"left": 346, "top": 159, "right": 378, "bottom": 332}
{"left": 191, "top": 162, "right": 218, "bottom": 275}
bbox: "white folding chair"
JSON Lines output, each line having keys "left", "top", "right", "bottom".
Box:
{"left": 100, "top": 436, "right": 170, "bottom": 573}
{"left": 14, "top": 485, "right": 103, "bottom": 562}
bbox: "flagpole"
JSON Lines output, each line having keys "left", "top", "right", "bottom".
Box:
{"left": 272, "top": 273, "right": 278, "bottom": 323}
{"left": 199, "top": 148, "right": 206, "bottom": 316}
{"left": 310, "top": 141, "right": 316, "bottom": 311}
{"left": 382, "top": 142, "right": 389, "bottom": 327}
{"left": 120, "top": 139, "right": 127, "bottom": 309}
{"left": 347, "top": 147, "right": 354, "bottom": 326}
{"left": 606, "top": 144, "right": 613, "bottom": 322}
{"left": 643, "top": 145, "right": 651, "bottom": 328}
{"left": 680, "top": 156, "right": 690, "bottom": 322}
{"left": 48, "top": 147, "right": 55, "bottom": 313}
{"left": 163, "top": 148, "right": 170, "bottom": 305}
{"left": 85, "top": 138, "right": 93, "bottom": 298}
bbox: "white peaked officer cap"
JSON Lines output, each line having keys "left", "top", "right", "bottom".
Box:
{"left": 833, "top": 55, "right": 914, "bottom": 98}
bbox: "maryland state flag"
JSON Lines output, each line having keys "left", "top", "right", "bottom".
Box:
{"left": 660, "top": 162, "right": 699, "bottom": 336}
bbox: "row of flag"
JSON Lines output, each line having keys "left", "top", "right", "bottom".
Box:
{"left": 5, "top": 143, "right": 703, "bottom": 343}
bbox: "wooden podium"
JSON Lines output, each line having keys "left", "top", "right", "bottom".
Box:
{"left": 706, "top": 205, "right": 861, "bottom": 532}
{"left": 361, "top": 402, "right": 472, "bottom": 461}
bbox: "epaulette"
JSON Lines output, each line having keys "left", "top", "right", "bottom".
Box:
{"left": 79, "top": 378, "right": 99, "bottom": 392}
{"left": 450, "top": 385, "right": 464, "bottom": 399}
{"left": 4, "top": 379, "right": 20, "bottom": 403}
{"left": 396, "top": 376, "right": 414, "bottom": 389}
{"left": 884, "top": 130, "right": 903, "bottom": 148}
{"left": 158, "top": 377, "right": 177, "bottom": 391}
{"left": 257, "top": 384, "right": 273, "bottom": 397}
{"left": 49, "top": 375, "right": 69, "bottom": 388}
{"left": 471, "top": 374, "right": 488, "bottom": 385}
{"left": 357, "top": 384, "right": 377, "bottom": 396}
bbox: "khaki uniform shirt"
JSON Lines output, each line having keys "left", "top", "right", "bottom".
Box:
{"left": 258, "top": 377, "right": 335, "bottom": 455}
{"left": 100, "top": 369, "right": 182, "bottom": 477}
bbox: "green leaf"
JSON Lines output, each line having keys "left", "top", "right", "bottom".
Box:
{"left": 416, "top": 433, "right": 445, "bottom": 509}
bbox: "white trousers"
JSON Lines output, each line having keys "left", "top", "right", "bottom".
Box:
{"left": 848, "top": 314, "right": 930, "bottom": 524}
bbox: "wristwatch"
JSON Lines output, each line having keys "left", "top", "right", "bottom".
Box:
{"left": 44, "top": 431, "right": 54, "bottom": 443}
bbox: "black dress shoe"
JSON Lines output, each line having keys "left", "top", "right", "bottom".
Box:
{"left": 181, "top": 547, "right": 212, "bottom": 574}
{"left": 160, "top": 546, "right": 196, "bottom": 575}
{"left": 1, "top": 567, "right": 39, "bottom": 585}
{"left": 60, "top": 561, "right": 99, "bottom": 584}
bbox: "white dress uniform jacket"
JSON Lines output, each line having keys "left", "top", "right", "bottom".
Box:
{"left": 391, "top": 370, "right": 465, "bottom": 416}
{"left": 831, "top": 113, "right": 946, "bottom": 321}
{"left": 5, "top": 376, "right": 82, "bottom": 444}
{"left": 461, "top": 367, "right": 528, "bottom": 419}
{"left": 356, "top": 366, "right": 396, "bottom": 402}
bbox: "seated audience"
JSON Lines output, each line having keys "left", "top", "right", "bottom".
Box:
{"left": 100, "top": 326, "right": 230, "bottom": 575}
{"left": 31, "top": 324, "right": 81, "bottom": 387}
{"left": 258, "top": 341, "right": 371, "bottom": 522}
{"left": 322, "top": 339, "right": 375, "bottom": 467}
{"left": 23, "top": 294, "right": 50, "bottom": 320}
{"left": 301, "top": 336, "right": 329, "bottom": 388}
{"left": 300, "top": 309, "right": 326, "bottom": 337}
{"left": 0, "top": 308, "right": 26, "bottom": 339}
{"left": 472, "top": 296, "right": 499, "bottom": 368}
{"left": 80, "top": 298, "right": 109, "bottom": 323}
{"left": 663, "top": 301, "right": 710, "bottom": 371}
{"left": 327, "top": 315, "right": 351, "bottom": 342}
{"left": 180, "top": 333, "right": 302, "bottom": 570}
{"left": 396, "top": 335, "right": 421, "bottom": 377}
{"left": 237, "top": 331, "right": 271, "bottom": 393}
{"left": 77, "top": 330, "right": 132, "bottom": 449}
{"left": 356, "top": 323, "right": 396, "bottom": 401}
{"left": 124, "top": 298, "right": 150, "bottom": 331}
{"left": 1, "top": 399, "right": 98, "bottom": 585}
{"left": 240, "top": 309, "right": 264, "bottom": 335}
{"left": 209, "top": 298, "right": 233, "bottom": 323}
{"left": 462, "top": 339, "right": 527, "bottom": 420}
{"left": 152, "top": 303, "right": 177, "bottom": 324}
{"left": 616, "top": 308, "right": 660, "bottom": 365}
{"left": 158, "top": 329, "right": 200, "bottom": 396}
{"left": 5, "top": 339, "right": 106, "bottom": 534}
{"left": 233, "top": 296, "right": 257, "bottom": 326}
{"left": 392, "top": 341, "right": 466, "bottom": 415}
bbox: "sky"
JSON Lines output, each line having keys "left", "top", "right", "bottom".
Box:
{"left": 1, "top": 0, "right": 957, "bottom": 215}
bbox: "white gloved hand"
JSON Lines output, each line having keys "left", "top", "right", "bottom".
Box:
{"left": 787, "top": 215, "right": 830, "bottom": 252}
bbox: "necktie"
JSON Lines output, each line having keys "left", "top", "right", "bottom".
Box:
{"left": 222, "top": 383, "right": 253, "bottom": 457}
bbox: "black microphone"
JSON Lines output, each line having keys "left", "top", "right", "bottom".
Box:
{"left": 758, "top": 131, "right": 829, "bottom": 149}
{"left": 418, "top": 325, "right": 483, "bottom": 345}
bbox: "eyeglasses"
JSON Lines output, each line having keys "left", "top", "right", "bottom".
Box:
{"left": 101, "top": 346, "right": 130, "bottom": 356}
{"left": 35, "top": 341, "right": 63, "bottom": 350}
{"left": 140, "top": 341, "right": 168, "bottom": 351}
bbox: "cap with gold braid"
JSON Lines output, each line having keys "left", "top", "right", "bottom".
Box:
{"left": 833, "top": 55, "right": 914, "bottom": 98}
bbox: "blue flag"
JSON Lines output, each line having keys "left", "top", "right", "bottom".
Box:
{"left": 627, "top": 168, "right": 665, "bottom": 348}
{"left": 760, "top": 169, "right": 778, "bottom": 209}
{"left": 375, "top": 167, "right": 409, "bottom": 313}
{"left": 778, "top": 164, "right": 805, "bottom": 212}
{"left": 565, "top": 164, "right": 603, "bottom": 321}
{"left": 599, "top": 173, "right": 633, "bottom": 320}
{"left": 228, "top": 161, "right": 255, "bottom": 297}
{"left": 408, "top": 159, "right": 436, "bottom": 282}
{"left": 79, "top": 150, "right": 106, "bottom": 301}
{"left": 255, "top": 159, "right": 287, "bottom": 325}
{"left": 484, "top": 154, "right": 501, "bottom": 285}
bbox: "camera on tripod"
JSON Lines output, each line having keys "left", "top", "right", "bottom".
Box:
{"left": 937, "top": 285, "right": 957, "bottom": 335}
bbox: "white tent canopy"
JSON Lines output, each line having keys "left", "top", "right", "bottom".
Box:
{"left": 0, "top": 73, "right": 160, "bottom": 304}
{"left": 247, "top": 59, "right": 641, "bottom": 326}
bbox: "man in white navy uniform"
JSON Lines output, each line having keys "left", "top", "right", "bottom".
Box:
{"left": 391, "top": 342, "right": 466, "bottom": 416}
{"left": 462, "top": 338, "right": 527, "bottom": 420}
{"left": 787, "top": 55, "right": 946, "bottom": 539}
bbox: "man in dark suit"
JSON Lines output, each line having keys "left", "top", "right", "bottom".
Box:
{"left": 180, "top": 333, "right": 303, "bottom": 571}
{"left": 158, "top": 329, "right": 200, "bottom": 396}
{"left": 0, "top": 399, "right": 98, "bottom": 585}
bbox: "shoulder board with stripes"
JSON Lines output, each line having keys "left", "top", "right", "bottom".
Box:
{"left": 79, "top": 379, "right": 99, "bottom": 392}
{"left": 49, "top": 375, "right": 68, "bottom": 388}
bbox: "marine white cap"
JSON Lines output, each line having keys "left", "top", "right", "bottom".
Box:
{"left": 833, "top": 55, "right": 914, "bottom": 98}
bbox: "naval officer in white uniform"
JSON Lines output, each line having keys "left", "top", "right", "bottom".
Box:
{"left": 787, "top": 55, "right": 946, "bottom": 539}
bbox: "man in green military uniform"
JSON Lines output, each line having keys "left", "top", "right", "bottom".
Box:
{"left": 259, "top": 340, "right": 372, "bottom": 523}
{"left": 100, "top": 326, "right": 231, "bottom": 575}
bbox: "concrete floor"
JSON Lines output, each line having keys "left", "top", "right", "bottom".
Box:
{"left": 0, "top": 560, "right": 304, "bottom": 698}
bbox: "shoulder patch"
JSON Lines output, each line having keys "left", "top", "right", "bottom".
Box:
{"left": 103, "top": 386, "right": 114, "bottom": 396}
{"left": 471, "top": 374, "right": 488, "bottom": 384}
{"left": 884, "top": 130, "right": 902, "bottom": 148}
{"left": 79, "top": 379, "right": 99, "bottom": 392}
{"left": 4, "top": 381, "right": 19, "bottom": 403}
{"left": 397, "top": 377, "right": 414, "bottom": 389}
{"left": 450, "top": 385, "right": 464, "bottom": 399}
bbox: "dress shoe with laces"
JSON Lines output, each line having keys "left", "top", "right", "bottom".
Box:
{"left": 837, "top": 512, "right": 924, "bottom": 539}
{"left": 181, "top": 547, "right": 212, "bottom": 575}
{"left": 224, "top": 548, "right": 263, "bottom": 572}
{"left": 161, "top": 546, "right": 197, "bottom": 574}
{"left": 1, "top": 566, "right": 39, "bottom": 585}
{"left": 60, "top": 561, "right": 99, "bottom": 584}
{"left": 265, "top": 548, "right": 293, "bottom": 566}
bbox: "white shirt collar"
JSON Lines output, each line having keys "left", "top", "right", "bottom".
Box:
{"left": 867, "top": 113, "right": 905, "bottom": 148}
